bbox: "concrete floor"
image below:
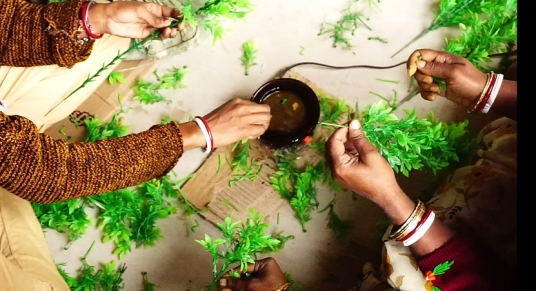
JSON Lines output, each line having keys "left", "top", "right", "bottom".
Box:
{"left": 46, "top": 0, "right": 500, "bottom": 290}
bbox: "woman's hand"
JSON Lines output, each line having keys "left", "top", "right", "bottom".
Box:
{"left": 407, "top": 49, "right": 488, "bottom": 108}
{"left": 87, "top": 2, "right": 184, "bottom": 39}
{"left": 325, "top": 119, "right": 403, "bottom": 208}
{"left": 219, "top": 257, "right": 288, "bottom": 291}
{"left": 181, "top": 98, "right": 271, "bottom": 151}
{"left": 204, "top": 98, "right": 271, "bottom": 148}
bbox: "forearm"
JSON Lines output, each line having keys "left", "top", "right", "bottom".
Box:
{"left": 0, "top": 113, "right": 189, "bottom": 203}
{"left": 490, "top": 80, "right": 517, "bottom": 120}
{"left": 0, "top": 0, "right": 94, "bottom": 67}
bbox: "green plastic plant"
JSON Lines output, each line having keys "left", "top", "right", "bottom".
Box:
{"left": 32, "top": 199, "right": 90, "bottom": 246}
{"left": 133, "top": 66, "right": 189, "bottom": 105}
{"left": 174, "top": 174, "right": 207, "bottom": 234}
{"left": 269, "top": 95, "right": 475, "bottom": 233}
{"left": 88, "top": 175, "right": 179, "bottom": 259}
{"left": 270, "top": 152, "right": 324, "bottom": 232}
{"left": 445, "top": 2, "right": 517, "bottom": 71}
{"left": 142, "top": 272, "right": 157, "bottom": 291}
{"left": 196, "top": 210, "right": 294, "bottom": 288}
{"left": 319, "top": 95, "right": 350, "bottom": 126}
{"left": 319, "top": 198, "right": 353, "bottom": 240}
{"left": 391, "top": 0, "right": 504, "bottom": 58}
{"left": 181, "top": 0, "right": 254, "bottom": 45}
{"left": 57, "top": 242, "right": 127, "bottom": 291}
{"left": 240, "top": 40, "right": 257, "bottom": 76}
{"left": 108, "top": 71, "right": 126, "bottom": 85}
{"left": 360, "top": 102, "right": 476, "bottom": 176}
{"left": 228, "top": 139, "right": 264, "bottom": 187}
{"left": 318, "top": 1, "right": 372, "bottom": 50}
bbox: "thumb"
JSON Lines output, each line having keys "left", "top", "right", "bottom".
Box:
{"left": 347, "top": 119, "right": 377, "bottom": 163}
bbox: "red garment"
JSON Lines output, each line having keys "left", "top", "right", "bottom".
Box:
{"left": 416, "top": 235, "right": 515, "bottom": 290}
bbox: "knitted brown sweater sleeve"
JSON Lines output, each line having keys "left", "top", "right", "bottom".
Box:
{"left": 0, "top": 113, "right": 184, "bottom": 203}
{"left": 0, "top": 0, "right": 94, "bottom": 68}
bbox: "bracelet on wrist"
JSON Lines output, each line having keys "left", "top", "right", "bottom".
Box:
{"left": 468, "top": 72, "right": 494, "bottom": 113}
{"left": 274, "top": 282, "right": 291, "bottom": 291}
{"left": 193, "top": 116, "right": 214, "bottom": 152}
{"left": 388, "top": 200, "right": 426, "bottom": 241}
{"left": 80, "top": 1, "right": 103, "bottom": 40}
{"left": 402, "top": 208, "right": 435, "bottom": 246}
{"left": 481, "top": 73, "right": 504, "bottom": 114}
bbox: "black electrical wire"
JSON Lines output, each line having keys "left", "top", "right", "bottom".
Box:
{"left": 279, "top": 50, "right": 516, "bottom": 77}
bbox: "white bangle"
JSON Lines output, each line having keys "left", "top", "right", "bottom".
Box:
{"left": 403, "top": 211, "right": 435, "bottom": 246}
{"left": 481, "top": 73, "right": 504, "bottom": 114}
{"left": 193, "top": 117, "right": 212, "bottom": 152}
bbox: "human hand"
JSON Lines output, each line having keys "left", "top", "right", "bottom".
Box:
{"left": 87, "top": 2, "right": 185, "bottom": 39}
{"left": 325, "top": 119, "right": 402, "bottom": 207}
{"left": 204, "top": 98, "right": 271, "bottom": 148}
{"left": 219, "top": 257, "right": 288, "bottom": 291}
{"left": 407, "top": 49, "right": 488, "bottom": 108}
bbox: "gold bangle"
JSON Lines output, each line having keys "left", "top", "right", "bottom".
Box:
{"left": 394, "top": 203, "right": 426, "bottom": 241}
{"left": 468, "top": 72, "right": 494, "bottom": 113}
{"left": 389, "top": 200, "right": 426, "bottom": 240}
{"left": 274, "top": 282, "right": 291, "bottom": 291}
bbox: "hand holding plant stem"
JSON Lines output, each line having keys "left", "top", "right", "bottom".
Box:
{"left": 196, "top": 210, "right": 294, "bottom": 288}
{"left": 45, "top": 18, "right": 185, "bottom": 116}
{"left": 86, "top": 2, "right": 184, "bottom": 39}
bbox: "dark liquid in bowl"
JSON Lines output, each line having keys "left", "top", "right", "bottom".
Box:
{"left": 262, "top": 91, "right": 306, "bottom": 133}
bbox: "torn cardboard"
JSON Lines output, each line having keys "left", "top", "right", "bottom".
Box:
{"left": 181, "top": 70, "right": 350, "bottom": 226}
{"left": 44, "top": 59, "right": 160, "bottom": 141}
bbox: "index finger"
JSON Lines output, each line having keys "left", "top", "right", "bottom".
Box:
{"left": 326, "top": 127, "right": 350, "bottom": 159}
{"left": 406, "top": 49, "right": 465, "bottom": 76}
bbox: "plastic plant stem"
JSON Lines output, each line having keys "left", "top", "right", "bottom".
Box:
{"left": 390, "top": 0, "right": 480, "bottom": 58}
{"left": 45, "top": 21, "right": 181, "bottom": 116}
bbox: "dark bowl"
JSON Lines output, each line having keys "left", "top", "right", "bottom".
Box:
{"left": 251, "top": 78, "right": 320, "bottom": 148}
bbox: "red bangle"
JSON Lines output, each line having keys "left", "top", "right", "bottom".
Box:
{"left": 80, "top": 1, "right": 103, "bottom": 40}
{"left": 195, "top": 116, "right": 214, "bottom": 152}
{"left": 399, "top": 207, "right": 433, "bottom": 243}
{"left": 475, "top": 72, "right": 497, "bottom": 112}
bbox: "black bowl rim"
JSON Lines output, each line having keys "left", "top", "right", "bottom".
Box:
{"left": 251, "top": 78, "right": 320, "bottom": 147}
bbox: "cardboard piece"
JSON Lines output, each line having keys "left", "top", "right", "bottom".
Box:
{"left": 181, "top": 70, "right": 350, "bottom": 226}
{"left": 44, "top": 59, "right": 160, "bottom": 141}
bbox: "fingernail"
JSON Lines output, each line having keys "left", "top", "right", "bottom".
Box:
{"left": 162, "top": 18, "right": 169, "bottom": 23}
{"left": 417, "top": 60, "right": 426, "bottom": 68}
{"left": 350, "top": 120, "right": 361, "bottom": 130}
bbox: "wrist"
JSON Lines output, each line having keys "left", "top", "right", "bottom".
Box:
{"left": 180, "top": 121, "right": 206, "bottom": 151}
{"left": 86, "top": 2, "right": 107, "bottom": 35}
{"left": 374, "top": 186, "right": 416, "bottom": 226}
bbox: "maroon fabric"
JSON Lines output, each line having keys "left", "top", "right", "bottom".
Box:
{"left": 416, "top": 235, "right": 515, "bottom": 290}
